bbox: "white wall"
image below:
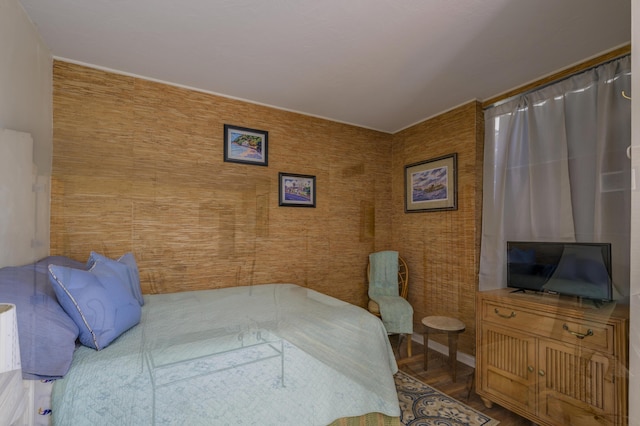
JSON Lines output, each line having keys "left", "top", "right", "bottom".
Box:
{"left": 0, "top": 129, "right": 40, "bottom": 268}
{"left": 628, "top": 1, "right": 639, "bottom": 421}
{"left": 0, "top": 0, "right": 52, "bottom": 264}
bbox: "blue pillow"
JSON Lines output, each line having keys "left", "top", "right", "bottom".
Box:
{"left": 48, "top": 261, "right": 142, "bottom": 350}
{"left": 33, "top": 255, "right": 87, "bottom": 275}
{"left": 0, "top": 258, "right": 81, "bottom": 379}
{"left": 87, "top": 252, "right": 144, "bottom": 306}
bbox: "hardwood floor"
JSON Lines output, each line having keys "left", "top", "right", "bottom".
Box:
{"left": 389, "top": 335, "right": 533, "bottom": 426}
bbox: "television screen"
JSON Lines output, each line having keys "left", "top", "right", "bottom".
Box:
{"left": 506, "top": 241, "right": 613, "bottom": 301}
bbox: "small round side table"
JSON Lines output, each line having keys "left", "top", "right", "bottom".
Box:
{"left": 422, "top": 316, "right": 465, "bottom": 381}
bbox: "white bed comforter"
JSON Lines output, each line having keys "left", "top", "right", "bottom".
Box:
{"left": 51, "top": 284, "right": 400, "bottom": 425}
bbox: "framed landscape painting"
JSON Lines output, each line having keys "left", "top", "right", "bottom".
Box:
{"left": 279, "top": 172, "right": 316, "bottom": 207}
{"left": 404, "top": 153, "right": 457, "bottom": 212}
{"left": 223, "top": 124, "right": 268, "bottom": 166}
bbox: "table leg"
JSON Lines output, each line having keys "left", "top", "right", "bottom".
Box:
{"left": 448, "top": 331, "right": 458, "bottom": 382}
{"left": 423, "top": 330, "right": 429, "bottom": 370}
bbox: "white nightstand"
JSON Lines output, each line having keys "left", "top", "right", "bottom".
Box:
{"left": 0, "top": 304, "right": 28, "bottom": 426}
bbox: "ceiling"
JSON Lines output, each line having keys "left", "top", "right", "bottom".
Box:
{"left": 19, "top": 0, "right": 631, "bottom": 134}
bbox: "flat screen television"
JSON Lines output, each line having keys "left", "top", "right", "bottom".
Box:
{"left": 506, "top": 241, "right": 613, "bottom": 301}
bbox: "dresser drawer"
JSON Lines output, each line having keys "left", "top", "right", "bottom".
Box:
{"left": 481, "top": 301, "right": 614, "bottom": 354}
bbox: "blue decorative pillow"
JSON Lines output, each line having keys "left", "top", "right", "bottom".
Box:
{"left": 0, "top": 257, "right": 82, "bottom": 379}
{"left": 48, "top": 261, "right": 142, "bottom": 350}
{"left": 87, "top": 252, "right": 144, "bottom": 306}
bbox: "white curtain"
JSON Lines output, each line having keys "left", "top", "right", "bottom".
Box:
{"left": 480, "top": 55, "right": 631, "bottom": 298}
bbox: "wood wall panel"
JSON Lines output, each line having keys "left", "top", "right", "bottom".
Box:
{"left": 52, "top": 61, "right": 393, "bottom": 307}
{"left": 391, "top": 102, "right": 484, "bottom": 356}
{"left": 51, "top": 61, "right": 484, "bottom": 356}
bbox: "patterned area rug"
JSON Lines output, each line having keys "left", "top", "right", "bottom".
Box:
{"left": 395, "top": 370, "right": 500, "bottom": 426}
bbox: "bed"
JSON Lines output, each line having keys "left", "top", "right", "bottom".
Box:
{"left": 1, "top": 254, "right": 402, "bottom": 426}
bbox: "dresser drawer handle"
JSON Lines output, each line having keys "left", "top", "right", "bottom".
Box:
{"left": 494, "top": 308, "right": 516, "bottom": 319}
{"left": 562, "top": 324, "right": 594, "bottom": 339}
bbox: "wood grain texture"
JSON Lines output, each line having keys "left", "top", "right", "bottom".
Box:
{"left": 51, "top": 61, "right": 393, "bottom": 307}
{"left": 391, "top": 102, "right": 484, "bottom": 357}
{"left": 51, "top": 61, "right": 484, "bottom": 358}
{"left": 476, "top": 289, "right": 629, "bottom": 425}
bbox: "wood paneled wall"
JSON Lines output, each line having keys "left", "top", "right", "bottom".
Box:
{"left": 51, "top": 61, "right": 393, "bottom": 307}
{"left": 51, "top": 61, "right": 484, "bottom": 354}
{"left": 391, "top": 102, "right": 484, "bottom": 356}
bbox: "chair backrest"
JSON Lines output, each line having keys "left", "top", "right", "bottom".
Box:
{"left": 367, "top": 255, "right": 409, "bottom": 300}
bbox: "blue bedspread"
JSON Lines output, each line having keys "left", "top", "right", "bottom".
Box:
{"left": 51, "top": 284, "right": 400, "bottom": 425}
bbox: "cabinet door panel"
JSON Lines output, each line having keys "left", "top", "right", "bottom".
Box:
{"left": 486, "top": 369, "right": 532, "bottom": 407}
{"left": 479, "top": 324, "right": 537, "bottom": 414}
{"left": 538, "top": 340, "right": 615, "bottom": 425}
{"left": 542, "top": 394, "right": 612, "bottom": 426}
{"left": 477, "top": 290, "right": 628, "bottom": 426}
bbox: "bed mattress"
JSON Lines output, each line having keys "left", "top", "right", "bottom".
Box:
{"left": 51, "top": 284, "right": 400, "bottom": 425}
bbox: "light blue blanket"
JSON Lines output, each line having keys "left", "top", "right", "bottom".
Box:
{"left": 52, "top": 284, "right": 400, "bottom": 425}
{"left": 368, "top": 251, "right": 413, "bottom": 334}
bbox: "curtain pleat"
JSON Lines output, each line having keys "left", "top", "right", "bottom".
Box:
{"left": 480, "top": 55, "right": 631, "bottom": 298}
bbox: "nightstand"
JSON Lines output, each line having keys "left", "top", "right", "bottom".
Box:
{"left": 0, "top": 304, "right": 28, "bottom": 425}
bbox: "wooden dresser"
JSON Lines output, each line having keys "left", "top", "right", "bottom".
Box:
{"left": 476, "top": 289, "right": 628, "bottom": 426}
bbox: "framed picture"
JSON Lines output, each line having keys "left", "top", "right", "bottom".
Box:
{"left": 223, "top": 124, "right": 268, "bottom": 166}
{"left": 405, "top": 153, "right": 457, "bottom": 212}
{"left": 279, "top": 172, "right": 316, "bottom": 207}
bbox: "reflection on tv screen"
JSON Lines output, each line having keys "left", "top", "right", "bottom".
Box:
{"left": 507, "top": 241, "right": 612, "bottom": 301}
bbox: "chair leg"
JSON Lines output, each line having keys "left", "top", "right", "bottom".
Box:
{"left": 394, "top": 334, "right": 413, "bottom": 358}
{"left": 395, "top": 334, "right": 403, "bottom": 355}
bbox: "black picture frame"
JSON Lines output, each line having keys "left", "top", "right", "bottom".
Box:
{"left": 223, "top": 124, "right": 268, "bottom": 166}
{"left": 279, "top": 172, "right": 316, "bottom": 207}
{"left": 404, "top": 153, "right": 457, "bottom": 212}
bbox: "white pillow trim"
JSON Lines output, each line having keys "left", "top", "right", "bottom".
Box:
{"left": 47, "top": 265, "right": 99, "bottom": 349}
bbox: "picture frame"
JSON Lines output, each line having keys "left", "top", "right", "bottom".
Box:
{"left": 223, "top": 124, "right": 268, "bottom": 166}
{"left": 404, "top": 153, "right": 457, "bottom": 212}
{"left": 279, "top": 172, "right": 316, "bottom": 207}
